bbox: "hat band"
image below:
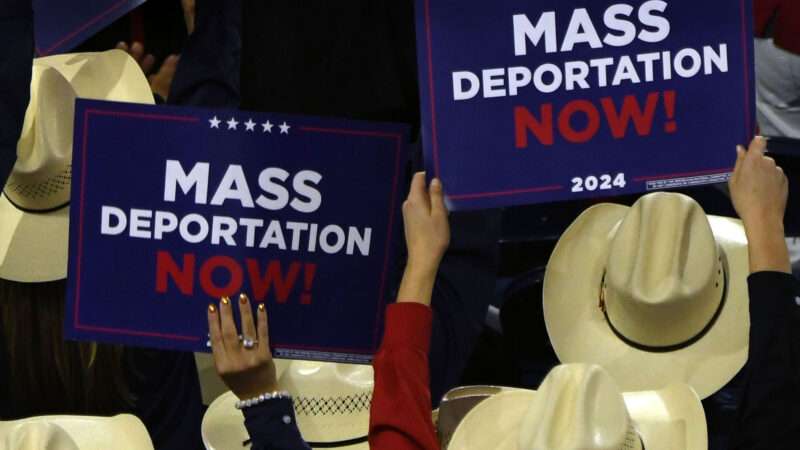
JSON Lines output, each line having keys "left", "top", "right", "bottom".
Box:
{"left": 2, "top": 190, "right": 70, "bottom": 213}
{"left": 599, "top": 265, "right": 728, "bottom": 353}
{"left": 307, "top": 436, "right": 369, "bottom": 448}
{"left": 243, "top": 435, "right": 368, "bottom": 448}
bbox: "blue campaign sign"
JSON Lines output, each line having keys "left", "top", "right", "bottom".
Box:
{"left": 415, "top": 0, "right": 755, "bottom": 210}
{"left": 34, "top": 0, "right": 145, "bottom": 56}
{"left": 65, "top": 99, "right": 407, "bottom": 363}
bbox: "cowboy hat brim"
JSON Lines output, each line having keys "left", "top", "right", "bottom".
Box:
{"left": 623, "top": 383, "right": 708, "bottom": 450}
{"left": 437, "top": 385, "right": 518, "bottom": 448}
{"left": 447, "top": 389, "right": 532, "bottom": 450}
{"left": 0, "top": 195, "right": 68, "bottom": 282}
{"left": 0, "top": 414, "right": 153, "bottom": 450}
{"left": 543, "top": 203, "right": 749, "bottom": 399}
{"left": 447, "top": 384, "right": 706, "bottom": 450}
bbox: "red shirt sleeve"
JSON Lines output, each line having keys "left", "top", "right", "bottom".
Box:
{"left": 754, "top": 0, "right": 781, "bottom": 37}
{"left": 754, "top": 0, "right": 800, "bottom": 55}
{"left": 772, "top": 1, "right": 800, "bottom": 55}
{"left": 369, "top": 302, "right": 440, "bottom": 450}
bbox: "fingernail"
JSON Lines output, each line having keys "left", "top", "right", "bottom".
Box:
{"left": 258, "top": 303, "right": 266, "bottom": 312}
{"left": 432, "top": 178, "right": 442, "bottom": 188}
{"left": 208, "top": 303, "right": 217, "bottom": 313}
{"left": 206, "top": 340, "right": 211, "bottom": 348}
{"left": 221, "top": 296, "right": 230, "bottom": 305}
{"left": 239, "top": 293, "right": 248, "bottom": 304}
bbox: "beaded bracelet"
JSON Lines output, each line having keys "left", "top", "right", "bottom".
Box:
{"left": 235, "top": 390, "right": 291, "bottom": 410}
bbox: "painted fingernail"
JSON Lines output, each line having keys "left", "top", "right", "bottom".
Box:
{"left": 221, "top": 296, "right": 230, "bottom": 305}
{"left": 208, "top": 303, "right": 217, "bottom": 313}
{"left": 239, "top": 293, "right": 248, "bottom": 304}
{"left": 258, "top": 303, "right": 266, "bottom": 312}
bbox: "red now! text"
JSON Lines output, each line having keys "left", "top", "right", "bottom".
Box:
{"left": 514, "top": 90, "right": 677, "bottom": 148}
{"left": 155, "top": 251, "right": 316, "bottom": 304}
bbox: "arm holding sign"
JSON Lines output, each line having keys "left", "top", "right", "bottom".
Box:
{"left": 729, "top": 137, "right": 800, "bottom": 448}
{"left": 369, "top": 172, "right": 449, "bottom": 450}
{"left": 208, "top": 294, "right": 310, "bottom": 450}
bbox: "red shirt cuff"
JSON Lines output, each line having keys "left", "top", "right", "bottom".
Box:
{"left": 380, "top": 302, "right": 433, "bottom": 353}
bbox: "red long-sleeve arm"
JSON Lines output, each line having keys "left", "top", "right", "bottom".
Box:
{"left": 369, "top": 302, "right": 440, "bottom": 450}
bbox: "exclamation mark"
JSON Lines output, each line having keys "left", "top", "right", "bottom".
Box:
{"left": 663, "top": 90, "right": 677, "bottom": 133}
{"left": 300, "top": 263, "right": 316, "bottom": 305}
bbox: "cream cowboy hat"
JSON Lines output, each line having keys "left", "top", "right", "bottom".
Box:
{"left": 202, "top": 360, "right": 372, "bottom": 449}
{"left": 0, "top": 414, "right": 153, "bottom": 450}
{"left": 436, "top": 385, "right": 512, "bottom": 448}
{"left": 543, "top": 192, "right": 749, "bottom": 399}
{"left": 0, "top": 50, "right": 153, "bottom": 282}
{"left": 448, "top": 364, "right": 707, "bottom": 450}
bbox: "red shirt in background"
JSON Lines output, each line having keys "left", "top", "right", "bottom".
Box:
{"left": 369, "top": 303, "right": 440, "bottom": 450}
{"left": 754, "top": 0, "right": 800, "bottom": 55}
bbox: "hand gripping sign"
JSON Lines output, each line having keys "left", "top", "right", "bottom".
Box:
{"left": 65, "top": 100, "right": 407, "bottom": 363}
{"left": 415, "top": 0, "right": 755, "bottom": 210}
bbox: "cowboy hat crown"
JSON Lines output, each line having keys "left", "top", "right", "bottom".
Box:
{"left": 0, "top": 415, "right": 153, "bottom": 450}
{"left": 5, "top": 64, "right": 76, "bottom": 211}
{"left": 1, "top": 422, "right": 79, "bottom": 450}
{"left": 519, "top": 364, "right": 640, "bottom": 450}
{"left": 5, "top": 50, "right": 152, "bottom": 212}
{"left": 604, "top": 192, "right": 725, "bottom": 348}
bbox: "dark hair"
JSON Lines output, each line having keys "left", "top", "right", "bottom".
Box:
{"left": 0, "top": 278, "right": 132, "bottom": 419}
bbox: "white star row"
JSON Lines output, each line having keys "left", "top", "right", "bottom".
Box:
{"left": 208, "top": 115, "right": 291, "bottom": 134}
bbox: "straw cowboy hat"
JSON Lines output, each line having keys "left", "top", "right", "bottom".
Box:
{"left": 0, "top": 414, "right": 153, "bottom": 450}
{"left": 448, "top": 364, "right": 707, "bottom": 450}
{"left": 543, "top": 192, "right": 749, "bottom": 399}
{"left": 0, "top": 50, "right": 153, "bottom": 282}
{"left": 202, "top": 360, "right": 372, "bottom": 449}
{"left": 436, "top": 385, "right": 511, "bottom": 448}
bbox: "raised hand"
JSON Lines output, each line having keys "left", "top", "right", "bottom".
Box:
{"left": 207, "top": 294, "right": 278, "bottom": 399}
{"left": 398, "top": 172, "right": 451, "bottom": 305}
{"left": 729, "top": 136, "right": 791, "bottom": 273}
{"left": 147, "top": 54, "right": 179, "bottom": 101}
{"left": 115, "top": 41, "right": 179, "bottom": 100}
{"left": 116, "top": 41, "right": 156, "bottom": 75}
